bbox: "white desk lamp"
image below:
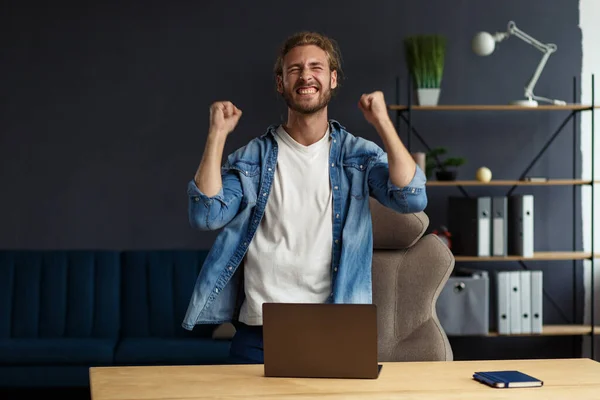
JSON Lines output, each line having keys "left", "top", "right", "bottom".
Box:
{"left": 472, "top": 21, "right": 566, "bottom": 107}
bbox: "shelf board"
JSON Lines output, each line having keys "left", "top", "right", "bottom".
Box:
{"left": 427, "top": 179, "right": 595, "bottom": 186}
{"left": 453, "top": 251, "right": 598, "bottom": 262}
{"left": 486, "top": 325, "right": 600, "bottom": 337}
{"left": 389, "top": 104, "right": 600, "bottom": 111}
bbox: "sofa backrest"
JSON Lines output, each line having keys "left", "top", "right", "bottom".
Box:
{"left": 0, "top": 251, "right": 120, "bottom": 339}
{"left": 119, "top": 250, "right": 217, "bottom": 338}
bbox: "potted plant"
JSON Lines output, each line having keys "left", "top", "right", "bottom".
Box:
{"left": 425, "top": 146, "right": 465, "bottom": 181}
{"left": 404, "top": 34, "right": 447, "bottom": 106}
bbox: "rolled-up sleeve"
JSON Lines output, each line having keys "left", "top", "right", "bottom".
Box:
{"left": 368, "top": 150, "right": 427, "bottom": 214}
{"left": 187, "top": 171, "right": 243, "bottom": 231}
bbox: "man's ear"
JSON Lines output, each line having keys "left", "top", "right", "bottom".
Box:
{"left": 331, "top": 70, "right": 338, "bottom": 89}
{"left": 276, "top": 75, "right": 283, "bottom": 93}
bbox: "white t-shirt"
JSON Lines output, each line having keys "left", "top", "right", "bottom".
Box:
{"left": 238, "top": 125, "right": 333, "bottom": 325}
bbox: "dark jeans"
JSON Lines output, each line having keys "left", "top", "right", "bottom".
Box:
{"left": 228, "top": 322, "right": 264, "bottom": 364}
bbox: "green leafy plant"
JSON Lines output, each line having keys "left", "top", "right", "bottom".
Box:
{"left": 425, "top": 146, "right": 466, "bottom": 179}
{"left": 404, "top": 34, "right": 447, "bottom": 89}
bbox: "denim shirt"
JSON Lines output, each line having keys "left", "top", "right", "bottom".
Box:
{"left": 182, "top": 120, "right": 427, "bottom": 330}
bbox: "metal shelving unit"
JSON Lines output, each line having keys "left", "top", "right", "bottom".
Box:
{"left": 390, "top": 75, "right": 597, "bottom": 358}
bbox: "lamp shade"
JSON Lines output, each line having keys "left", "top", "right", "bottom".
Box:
{"left": 472, "top": 32, "right": 496, "bottom": 56}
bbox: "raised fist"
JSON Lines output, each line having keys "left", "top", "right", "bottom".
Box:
{"left": 209, "top": 101, "right": 242, "bottom": 135}
{"left": 358, "top": 91, "right": 389, "bottom": 126}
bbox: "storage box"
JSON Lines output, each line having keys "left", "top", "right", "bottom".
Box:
{"left": 436, "top": 269, "right": 489, "bottom": 336}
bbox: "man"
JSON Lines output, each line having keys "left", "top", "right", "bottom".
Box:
{"left": 182, "top": 32, "right": 427, "bottom": 364}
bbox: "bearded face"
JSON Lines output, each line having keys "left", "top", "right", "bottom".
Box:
{"left": 278, "top": 45, "right": 337, "bottom": 115}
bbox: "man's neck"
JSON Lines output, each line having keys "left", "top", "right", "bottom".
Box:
{"left": 283, "top": 109, "right": 329, "bottom": 146}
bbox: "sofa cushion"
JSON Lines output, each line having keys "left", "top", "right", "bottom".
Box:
{"left": 0, "top": 338, "right": 116, "bottom": 365}
{"left": 114, "top": 338, "right": 231, "bottom": 365}
{"left": 120, "top": 250, "right": 216, "bottom": 338}
{"left": 0, "top": 251, "right": 120, "bottom": 339}
{"left": 0, "top": 366, "right": 94, "bottom": 388}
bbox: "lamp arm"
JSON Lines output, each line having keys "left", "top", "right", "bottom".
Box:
{"left": 506, "top": 21, "right": 557, "bottom": 54}
{"left": 502, "top": 21, "right": 564, "bottom": 104}
{"left": 524, "top": 50, "right": 552, "bottom": 100}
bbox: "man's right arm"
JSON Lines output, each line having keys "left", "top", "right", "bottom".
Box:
{"left": 188, "top": 101, "right": 243, "bottom": 231}
{"left": 194, "top": 131, "right": 228, "bottom": 197}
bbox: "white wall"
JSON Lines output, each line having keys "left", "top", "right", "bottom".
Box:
{"left": 579, "top": 0, "right": 600, "bottom": 359}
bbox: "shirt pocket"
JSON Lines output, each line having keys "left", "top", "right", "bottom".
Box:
{"left": 341, "top": 155, "right": 371, "bottom": 200}
{"left": 221, "top": 160, "right": 261, "bottom": 206}
{"left": 222, "top": 160, "right": 260, "bottom": 181}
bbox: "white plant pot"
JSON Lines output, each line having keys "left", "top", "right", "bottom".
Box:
{"left": 416, "top": 88, "right": 440, "bottom": 106}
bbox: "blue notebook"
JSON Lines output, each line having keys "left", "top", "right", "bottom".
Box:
{"left": 473, "top": 370, "right": 543, "bottom": 388}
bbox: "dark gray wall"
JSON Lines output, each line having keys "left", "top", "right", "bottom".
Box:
{"left": 0, "top": 0, "right": 586, "bottom": 359}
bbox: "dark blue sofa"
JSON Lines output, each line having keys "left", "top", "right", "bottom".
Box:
{"left": 0, "top": 250, "right": 232, "bottom": 388}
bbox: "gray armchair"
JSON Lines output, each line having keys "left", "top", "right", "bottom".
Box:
{"left": 370, "top": 198, "right": 454, "bottom": 362}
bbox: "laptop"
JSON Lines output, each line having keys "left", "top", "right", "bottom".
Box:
{"left": 262, "top": 302, "right": 382, "bottom": 379}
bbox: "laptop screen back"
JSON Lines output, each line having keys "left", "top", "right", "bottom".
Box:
{"left": 262, "top": 303, "right": 379, "bottom": 379}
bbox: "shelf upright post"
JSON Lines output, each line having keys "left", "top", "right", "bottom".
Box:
{"left": 591, "top": 73, "right": 596, "bottom": 360}
{"left": 573, "top": 76, "right": 579, "bottom": 358}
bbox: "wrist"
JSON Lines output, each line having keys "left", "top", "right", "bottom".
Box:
{"left": 208, "top": 128, "right": 229, "bottom": 141}
{"left": 205, "top": 132, "right": 228, "bottom": 152}
{"left": 373, "top": 116, "right": 394, "bottom": 132}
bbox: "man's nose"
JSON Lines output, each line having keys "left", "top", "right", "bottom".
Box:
{"left": 299, "top": 70, "right": 312, "bottom": 83}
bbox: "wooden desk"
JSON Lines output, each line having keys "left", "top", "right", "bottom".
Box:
{"left": 90, "top": 358, "right": 600, "bottom": 399}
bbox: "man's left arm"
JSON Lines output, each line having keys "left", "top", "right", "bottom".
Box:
{"left": 359, "top": 91, "right": 427, "bottom": 213}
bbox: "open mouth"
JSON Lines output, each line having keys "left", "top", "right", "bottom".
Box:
{"left": 296, "top": 86, "right": 318, "bottom": 95}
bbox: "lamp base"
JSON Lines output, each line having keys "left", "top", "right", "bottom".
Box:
{"left": 510, "top": 99, "right": 539, "bottom": 107}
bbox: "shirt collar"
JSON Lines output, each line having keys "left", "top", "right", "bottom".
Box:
{"left": 262, "top": 119, "right": 345, "bottom": 139}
